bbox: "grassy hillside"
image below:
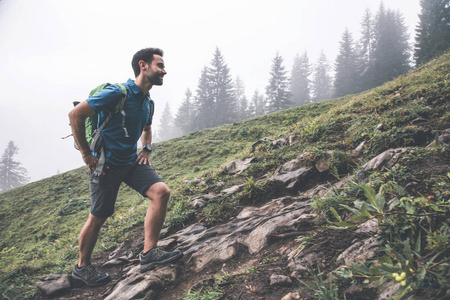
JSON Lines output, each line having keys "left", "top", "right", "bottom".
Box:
{"left": 1, "top": 50, "right": 449, "bottom": 299}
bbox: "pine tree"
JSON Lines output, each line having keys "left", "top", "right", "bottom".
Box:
{"left": 175, "top": 88, "right": 194, "bottom": 135}
{"left": 248, "top": 90, "right": 266, "bottom": 117}
{"left": 312, "top": 51, "right": 333, "bottom": 102}
{"left": 358, "top": 8, "right": 376, "bottom": 91}
{"left": 372, "top": 4, "right": 411, "bottom": 87}
{"left": 234, "top": 76, "right": 249, "bottom": 121}
{"left": 156, "top": 102, "right": 178, "bottom": 142}
{"left": 208, "top": 47, "right": 236, "bottom": 126}
{"left": 0, "top": 141, "right": 29, "bottom": 192}
{"left": 414, "top": 0, "right": 450, "bottom": 66}
{"left": 334, "top": 28, "right": 359, "bottom": 97}
{"left": 265, "top": 53, "right": 292, "bottom": 113}
{"left": 193, "top": 67, "right": 214, "bottom": 131}
{"left": 290, "top": 51, "right": 311, "bottom": 106}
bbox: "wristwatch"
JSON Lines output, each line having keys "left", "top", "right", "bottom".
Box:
{"left": 143, "top": 144, "right": 152, "bottom": 152}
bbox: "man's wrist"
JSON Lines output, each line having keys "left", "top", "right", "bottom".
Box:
{"left": 143, "top": 144, "right": 152, "bottom": 152}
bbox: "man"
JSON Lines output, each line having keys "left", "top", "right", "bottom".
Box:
{"left": 68, "top": 47, "right": 183, "bottom": 287}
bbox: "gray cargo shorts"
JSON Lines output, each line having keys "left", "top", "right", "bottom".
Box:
{"left": 89, "top": 163, "right": 163, "bottom": 218}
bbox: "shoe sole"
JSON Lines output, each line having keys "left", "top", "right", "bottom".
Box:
{"left": 72, "top": 272, "right": 112, "bottom": 287}
{"left": 140, "top": 251, "right": 184, "bottom": 273}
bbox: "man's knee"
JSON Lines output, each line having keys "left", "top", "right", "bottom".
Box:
{"left": 87, "top": 213, "right": 107, "bottom": 230}
{"left": 146, "top": 182, "right": 171, "bottom": 202}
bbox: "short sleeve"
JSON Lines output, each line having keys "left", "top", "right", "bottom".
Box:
{"left": 86, "top": 85, "right": 123, "bottom": 113}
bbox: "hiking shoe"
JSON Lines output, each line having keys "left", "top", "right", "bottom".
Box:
{"left": 72, "top": 264, "right": 111, "bottom": 287}
{"left": 140, "top": 247, "right": 183, "bottom": 272}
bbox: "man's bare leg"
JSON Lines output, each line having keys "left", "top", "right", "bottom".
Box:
{"left": 143, "top": 182, "right": 170, "bottom": 252}
{"left": 77, "top": 213, "right": 107, "bottom": 267}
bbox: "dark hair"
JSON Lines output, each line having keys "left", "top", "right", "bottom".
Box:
{"left": 131, "top": 48, "right": 164, "bottom": 77}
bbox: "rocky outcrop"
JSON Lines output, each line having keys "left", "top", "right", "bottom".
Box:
{"left": 35, "top": 129, "right": 450, "bottom": 298}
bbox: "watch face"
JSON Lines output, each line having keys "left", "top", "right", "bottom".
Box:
{"left": 144, "top": 145, "right": 152, "bottom": 151}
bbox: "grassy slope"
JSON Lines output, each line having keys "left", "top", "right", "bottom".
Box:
{"left": 0, "top": 51, "right": 449, "bottom": 298}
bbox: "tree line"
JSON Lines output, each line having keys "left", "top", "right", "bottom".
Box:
{"left": 154, "top": 0, "right": 449, "bottom": 142}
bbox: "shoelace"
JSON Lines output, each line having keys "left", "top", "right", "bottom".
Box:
{"left": 85, "top": 265, "right": 103, "bottom": 278}
{"left": 153, "top": 247, "right": 167, "bottom": 259}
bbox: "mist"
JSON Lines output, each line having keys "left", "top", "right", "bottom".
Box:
{"left": 0, "top": 0, "right": 421, "bottom": 182}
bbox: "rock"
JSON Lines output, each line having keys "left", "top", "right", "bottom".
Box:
{"left": 427, "top": 128, "right": 450, "bottom": 147}
{"left": 278, "top": 153, "right": 314, "bottom": 174}
{"left": 171, "top": 196, "right": 312, "bottom": 271}
{"left": 355, "top": 219, "right": 379, "bottom": 234}
{"left": 377, "top": 280, "right": 401, "bottom": 300}
{"left": 356, "top": 148, "right": 408, "bottom": 180}
{"left": 35, "top": 274, "right": 71, "bottom": 296}
{"left": 337, "top": 237, "right": 379, "bottom": 266}
{"left": 157, "top": 238, "right": 177, "bottom": 249}
{"left": 351, "top": 141, "right": 366, "bottom": 157}
{"left": 242, "top": 206, "right": 309, "bottom": 254}
{"left": 289, "top": 135, "right": 300, "bottom": 145}
{"left": 217, "top": 181, "right": 226, "bottom": 187}
{"left": 251, "top": 137, "right": 274, "bottom": 151}
{"left": 225, "top": 157, "right": 256, "bottom": 174}
{"left": 344, "top": 282, "right": 378, "bottom": 299}
{"left": 288, "top": 252, "right": 320, "bottom": 277}
{"left": 101, "top": 256, "right": 131, "bottom": 267}
{"left": 270, "top": 167, "right": 314, "bottom": 191}
{"left": 191, "top": 197, "right": 207, "bottom": 208}
{"left": 376, "top": 123, "right": 384, "bottom": 131}
{"left": 315, "top": 151, "right": 333, "bottom": 173}
{"left": 281, "top": 291, "right": 302, "bottom": 300}
{"left": 222, "top": 185, "right": 241, "bottom": 194}
{"left": 189, "top": 240, "right": 241, "bottom": 272}
{"left": 270, "top": 274, "right": 292, "bottom": 286}
{"left": 278, "top": 159, "right": 306, "bottom": 173}
{"left": 272, "top": 138, "right": 288, "bottom": 148}
{"left": 105, "top": 266, "right": 179, "bottom": 300}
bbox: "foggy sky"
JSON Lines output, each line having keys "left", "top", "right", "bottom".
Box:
{"left": 0, "top": 0, "right": 421, "bottom": 182}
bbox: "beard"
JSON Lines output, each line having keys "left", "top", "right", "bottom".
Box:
{"left": 149, "top": 73, "right": 163, "bottom": 86}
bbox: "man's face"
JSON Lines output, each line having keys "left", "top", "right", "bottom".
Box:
{"left": 143, "top": 55, "right": 166, "bottom": 86}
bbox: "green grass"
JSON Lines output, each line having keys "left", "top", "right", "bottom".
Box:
{"left": 1, "top": 51, "right": 449, "bottom": 299}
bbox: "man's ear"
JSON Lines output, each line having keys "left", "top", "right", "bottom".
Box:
{"left": 139, "top": 60, "right": 148, "bottom": 71}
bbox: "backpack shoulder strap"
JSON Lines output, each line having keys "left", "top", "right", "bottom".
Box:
{"left": 147, "top": 96, "right": 155, "bottom": 125}
{"left": 96, "top": 83, "right": 128, "bottom": 136}
{"left": 116, "top": 83, "right": 129, "bottom": 137}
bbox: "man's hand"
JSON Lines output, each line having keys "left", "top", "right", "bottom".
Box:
{"left": 82, "top": 153, "right": 99, "bottom": 174}
{"left": 137, "top": 149, "right": 151, "bottom": 165}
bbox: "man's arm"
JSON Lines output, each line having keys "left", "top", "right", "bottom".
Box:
{"left": 137, "top": 125, "right": 152, "bottom": 165}
{"left": 68, "top": 101, "right": 98, "bottom": 173}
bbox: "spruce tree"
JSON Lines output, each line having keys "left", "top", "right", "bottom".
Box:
{"left": 290, "top": 51, "right": 311, "bottom": 106}
{"left": 175, "top": 88, "right": 194, "bottom": 135}
{"left": 156, "top": 102, "right": 178, "bottom": 142}
{"left": 0, "top": 141, "right": 29, "bottom": 192}
{"left": 208, "top": 47, "right": 235, "bottom": 126}
{"left": 265, "top": 53, "right": 292, "bottom": 113}
{"left": 312, "top": 51, "right": 333, "bottom": 102}
{"left": 358, "top": 8, "right": 376, "bottom": 91}
{"left": 414, "top": 0, "right": 450, "bottom": 66}
{"left": 372, "top": 4, "right": 411, "bottom": 87}
{"left": 248, "top": 90, "right": 266, "bottom": 117}
{"left": 334, "top": 28, "right": 359, "bottom": 97}
{"left": 234, "top": 76, "right": 249, "bottom": 121}
{"left": 193, "top": 67, "right": 214, "bottom": 131}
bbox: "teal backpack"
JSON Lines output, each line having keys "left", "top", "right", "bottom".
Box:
{"left": 71, "top": 83, "right": 154, "bottom": 183}
{"left": 72, "top": 83, "right": 128, "bottom": 182}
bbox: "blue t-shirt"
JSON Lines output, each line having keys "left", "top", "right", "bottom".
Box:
{"left": 86, "top": 79, "right": 153, "bottom": 166}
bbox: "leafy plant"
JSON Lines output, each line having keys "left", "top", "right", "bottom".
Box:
{"left": 299, "top": 265, "right": 340, "bottom": 300}
{"left": 330, "top": 181, "right": 450, "bottom": 298}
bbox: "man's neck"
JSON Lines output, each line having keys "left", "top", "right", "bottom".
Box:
{"left": 134, "top": 76, "right": 152, "bottom": 95}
